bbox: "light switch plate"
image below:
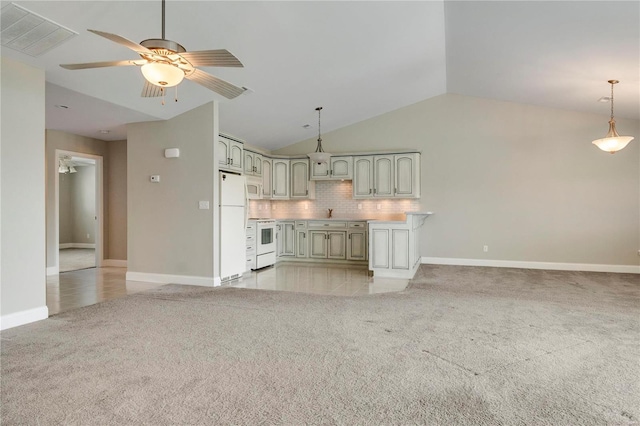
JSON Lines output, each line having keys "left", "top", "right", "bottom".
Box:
{"left": 198, "top": 201, "right": 210, "bottom": 210}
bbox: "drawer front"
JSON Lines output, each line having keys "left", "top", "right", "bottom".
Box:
{"left": 295, "top": 221, "right": 307, "bottom": 229}
{"left": 246, "top": 244, "right": 256, "bottom": 254}
{"left": 246, "top": 257, "right": 256, "bottom": 271}
{"left": 246, "top": 224, "right": 257, "bottom": 235}
{"left": 308, "top": 221, "right": 347, "bottom": 229}
{"left": 348, "top": 222, "right": 367, "bottom": 228}
{"left": 246, "top": 234, "right": 256, "bottom": 245}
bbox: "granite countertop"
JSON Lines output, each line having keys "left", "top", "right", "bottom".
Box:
{"left": 264, "top": 212, "right": 434, "bottom": 224}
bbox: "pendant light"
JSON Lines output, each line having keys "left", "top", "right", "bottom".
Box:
{"left": 307, "top": 107, "right": 331, "bottom": 165}
{"left": 592, "top": 80, "right": 634, "bottom": 153}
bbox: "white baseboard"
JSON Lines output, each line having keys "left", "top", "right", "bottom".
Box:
{"left": 214, "top": 277, "right": 222, "bottom": 287}
{"left": 46, "top": 266, "right": 59, "bottom": 276}
{"left": 421, "top": 257, "right": 640, "bottom": 274}
{"left": 126, "top": 271, "right": 216, "bottom": 287}
{"left": 0, "top": 306, "right": 49, "bottom": 331}
{"left": 102, "top": 259, "right": 127, "bottom": 268}
{"left": 59, "top": 243, "right": 95, "bottom": 249}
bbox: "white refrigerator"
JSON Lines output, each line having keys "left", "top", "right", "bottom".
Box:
{"left": 220, "top": 172, "right": 247, "bottom": 281}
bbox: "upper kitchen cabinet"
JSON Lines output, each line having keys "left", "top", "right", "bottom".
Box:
{"left": 244, "top": 150, "right": 263, "bottom": 178}
{"left": 353, "top": 156, "right": 374, "bottom": 198}
{"left": 219, "top": 135, "right": 243, "bottom": 173}
{"left": 353, "top": 153, "right": 420, "bottom": 199}
{"left": 262, "top": 158, "right": 272, "bottom": 199}
{"left": 290, "top": 159, "right": 315, "bottom": 199}
{"left": 272, "top": 159, "right": 290, "bottom": 199}
{"left": 310, "top": 156, "right": 353, "bottom": 180}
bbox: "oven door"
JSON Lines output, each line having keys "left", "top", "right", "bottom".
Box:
{"left": 257, "top": 224, "right": 276, "bottom": 255}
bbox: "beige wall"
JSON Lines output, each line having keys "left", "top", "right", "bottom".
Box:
{"left": 71, "top": 165, "right": 96, "bottom": 244}
{"left": 59, "top": 173, "right": 73, "bottom": 244}
{"left": 127, "top": 102, "right": 217, "bottom": 278}
{"left": 1, "top": 57, "right": 46, "bottom": 319}
{"left": 107, "top": 140, "right": 127, "bottom": 260}
{"left": 275, "top": 94, "right": 640, "bottom": 267}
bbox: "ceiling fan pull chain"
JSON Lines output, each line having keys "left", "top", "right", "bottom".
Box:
{"left": 161, "top": 87, "right": 165, "bottom": 105}
{"left": 175, "top": 85, "right": 178, "bottom": 102}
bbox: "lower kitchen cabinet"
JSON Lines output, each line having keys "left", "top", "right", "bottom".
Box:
{"left": 277, "top": 221, "right": 295, "bottom": 257}
{"left": 296, "top": 230, "right": 307, "bottom": 258}
{"left": 308, "top": 231, "right": 346, "bottom": 259}
{"left": 347, "top": 229, "right": 367, "bottom": 260}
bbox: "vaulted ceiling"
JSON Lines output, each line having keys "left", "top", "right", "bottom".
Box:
{"left": 2, "top": 1, "right": 638, "bottom": 150}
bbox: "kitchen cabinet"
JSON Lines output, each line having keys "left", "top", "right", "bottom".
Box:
{"left": 244, "top": 150, "right": 263, "bottom": 177}
{"left": 272, "top": 159, "right": 290, "bottom": 199}
{"left": 353, "top": 156, "right": 374, "bottom": 198}
{"left": 353, "top": 153, "right": 420, "bottom": 199}
{"left": 290, "top": 159, "right": 315, "bottom": 199}
{"left": 277, "top": 221, "right": 295, "bottom": 257}
{"left": 310, "top": 156, "right": 353, "bottom": 180}
{"left": 219, "top": 135, "right": 243, "bottom": 173}
{"left": 309, "top": 231, "right": 345, "bottom": 259}
{"left": 295, "top": 221, "right": 307, "bottom": 258}
{"left": 347, "top": 222, "right": 367, "bottom": 261}
{"left": 262, "top": 158, "right": 272, "bottom": 199}
{"left": 368, "top": 212, "right": 432, "bottom": 278}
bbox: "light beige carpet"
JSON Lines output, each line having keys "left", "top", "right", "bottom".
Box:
{"left": 1, "top": 265, "right": 638, "bottom": 425}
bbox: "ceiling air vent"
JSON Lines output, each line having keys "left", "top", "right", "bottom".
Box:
{"left": 1, "top": 3, "right": 77, "bottom": 57}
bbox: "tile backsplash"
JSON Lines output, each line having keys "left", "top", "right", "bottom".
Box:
{"left": 249, "top": 181, "right": 420, "bottom": 220}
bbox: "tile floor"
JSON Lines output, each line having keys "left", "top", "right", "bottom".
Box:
{"left": 47, "top": 262, "right": 409, "bottom": 315}
{"left": 47, "top": 268, "right": 163, "bottom": 315}
{"left": 59, "top": 248, "right": 96, "bottom": 273}
{"left": 231, "top": 262, "right": 409, "bottom": 296}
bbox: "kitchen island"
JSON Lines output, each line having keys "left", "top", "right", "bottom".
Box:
{"left": 368, "top": 212, "right": 434, "bottom": 279}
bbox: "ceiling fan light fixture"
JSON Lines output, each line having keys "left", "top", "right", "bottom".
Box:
{"left": 141, "top": 62, "right": 184, "bottom": 87}
{"left": 592, "top": 80, "right": 634, "bottom": 154}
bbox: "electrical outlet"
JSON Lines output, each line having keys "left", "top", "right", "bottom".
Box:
{"left": 198, "top": 201, "right": 210, "bottom": 210}
{"left": 150, "top": 175, "right": 160, "bottom": 183}
{"left": 483, "top": 245, "right": 489, "bottom": 252}
{"left": 304, "top": 203, "right": 308, "bottom": 210}
{"left": 272, "top": 204, "right": 277, "bottom": 210}
{"left": 258, "top": 205, "right": 262, "bottom": 210}
{"left": 358, "top": 203, "right": 362, "bottom": 210}
{"left": 376, "top": 204, "right": 381, "bottom": 210}
{"left": 86, "top": 233, "right": 90, "bottom": 239}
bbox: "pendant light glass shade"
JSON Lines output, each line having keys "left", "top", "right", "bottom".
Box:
{"left": 141, "top": 62, "right": 184, "bottom": 88}
{"left": 308, "top": 106, "right": 331, "bottom": 164}
{"left": 592, "top": 80, "right": 634, "bottom": 154}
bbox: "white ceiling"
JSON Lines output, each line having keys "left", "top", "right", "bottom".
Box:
{"left": 2, "top": 1, "right": 638, "bottom": 150}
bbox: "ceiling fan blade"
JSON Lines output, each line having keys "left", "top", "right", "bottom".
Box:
{"left": 141, "top": 80, "right": 164, "bottom": 98}
{"left": 179, "top": 50, "right": 243, "bottom": 68}
{"left": 185, "top": 69, "right": 245, "bottom": 99}
{"left": 87, "top": 29, "right": 153, "bottom": 54}
{"left": 60, "top": 60, "right": 140, "bottom": 70}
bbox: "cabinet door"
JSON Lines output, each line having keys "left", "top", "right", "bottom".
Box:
{"left": 353, "top": 156, "right": 374, "bottom": 198}
{"left": 282, "top": 222, "right": 295, "bottom": 256}
{"left": 244, "top": 151, "right": 254, "bottom": 175}
{"left": 296, "top": 230, "right": 307, "bottom": 258}
{"left": 276, "top": 224, "right": 283, "bottom": 257}
{"left": 373, "top": 155, "right": 394, "bottom": 197}
{"left": 229, "top": 141, "right": 243, "bottom": 172}
{"left": 272, "top": 159, "right": 290, "bottom": 199}
{"left": 262, "top": 158, "right": 272, "bottom": 198}
{"left": 218, "top": 139, "right": 230, "bottom": 168}
{"left": 391, "top": 228, "right": 410, "bottom": 270}
{"left": 395, "top": 153, "right": 419, "bottom": 198}
{"left": 290, "top": 159, "right": 310, "bottom": 198}
{"left": 330, "top": 157, "right": 353, "bottom": 180}
{"left": 310, "top": 161, "right": 330, "bottom": 180}
{"left": 370, "top": 228, "right": 390, "bottom": 269}
{"left": 309, "top": 231, "right": 328, "bottom": 258}
{"left": 254, "top": 153, "right": 263, "bottom": 178}
{"left": 327, "top": 231, "right": 346, "bottom": 259}
{"left": 347, "top": 230, "right": 367, "bottom": 260}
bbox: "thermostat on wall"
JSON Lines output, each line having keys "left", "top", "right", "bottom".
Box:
{"left": 165, "top": 148, "right": 180, "bottom": 158}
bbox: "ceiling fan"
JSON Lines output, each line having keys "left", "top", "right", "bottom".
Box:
{"left": 60, "top": 0, "right": 245, "bottom": 101}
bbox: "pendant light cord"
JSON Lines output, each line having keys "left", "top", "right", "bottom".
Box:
{"left": 316, "top": 107, "right": 323, "bottom": 153}
{"left": 162, "top": 0, "right": 165, "bottom": 40}
{"left": 610, "top": 81, "right": 614, "bottom": 121}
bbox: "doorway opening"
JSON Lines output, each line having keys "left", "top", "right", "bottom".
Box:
{"left": 55, "top": 150, "right": 103, "bottom": 273}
